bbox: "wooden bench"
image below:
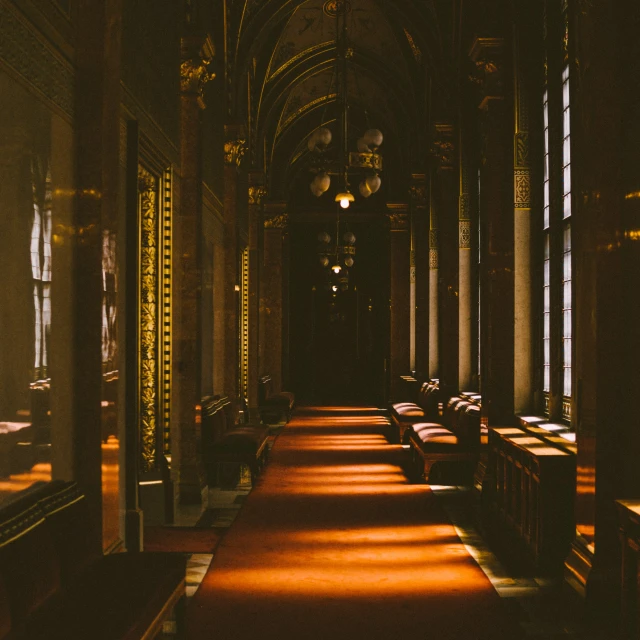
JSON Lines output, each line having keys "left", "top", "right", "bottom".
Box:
{"left": 258, "top": 375, "right": 295, "bottom": 424}
{"left": 0, "top": 480, "right": 186, "bottom": 640}
{"left": 406, "top": 397, "right": 483, "bottom": 484}
{"left": 388, "top": 380, "right": 442, "bottom": 444}
{"left": 201, "top": 396, "right": 270, "bottom": 488}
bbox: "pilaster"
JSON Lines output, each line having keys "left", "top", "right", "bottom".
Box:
{"left": 387, "top": 204, "right": 410, "bottom": 400}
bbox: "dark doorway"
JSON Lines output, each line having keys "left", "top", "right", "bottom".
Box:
{"left": 289, "top": 214, "right": 389, "bottom": 406}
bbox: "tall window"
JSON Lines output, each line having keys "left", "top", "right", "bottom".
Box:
{"left": 30, "top": 158, "right": 52, "bottom": 383}
{"left": 561, "top": 37, "right": 572, "bottom": 420}
{"left": 542, "top": 87, "right": 551, "bottom": 413}
{"left": 540, "top": 0, "right": 572, "bottom": 423}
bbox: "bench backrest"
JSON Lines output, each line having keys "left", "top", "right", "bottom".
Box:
{"left": 201, "top": 396, "right": 233, "bottom": 447}
{"left": 0, "top": 481, "right": 99, "bottom": 638}
{"left": 258, "top": 375, "right": 272, "bottom": 406}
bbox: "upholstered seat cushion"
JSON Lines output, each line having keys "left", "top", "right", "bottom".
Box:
{"left": 27, "top": 553, "right": 186, "bottom": 640}
{"left": 392, "top": 405, "right": 425, "bottom": 417}
{"left": 411, "top": 424, "right": 458, "bottom": 446}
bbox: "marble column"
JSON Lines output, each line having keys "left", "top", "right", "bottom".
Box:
{"left": 261, "top": 205, "right": 287, "bottom": 392}
{"left": 513, "top": 15, "right": 533, "bottom": 415}
{"left": 388, "top": 205, "right": 410, "bottom": 400}
{"left": 223, "top": 127, "right": 246, "bottom": 399}
{"left": 247, "top": 174, "right": 266, "bottom": 418}
{"left": 458, "top": 139, "right": 473, "bottom": 391}
{"left": 434, "top": 123, "right": 459, "bottom": 399}
{"left": 565, "top": 2, "right": 639, "bottom": 620}
{"left": 470, "top": 37, "right": 515, "bottom": 426}
{"left": 173, "top": 34, "right": 214, "bottom": 505}
{"left": 429, "top": 173, "right": 440, "bottom": 380}
{"left": 74, "top": 0, "right": 123, "bottom": 553}
{"left": 411, "top": 175, "right": 429, "bottom": 379}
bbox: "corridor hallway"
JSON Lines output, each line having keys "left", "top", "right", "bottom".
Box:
{"left": 187, "top": 407, "right": 523, "bottom": 640}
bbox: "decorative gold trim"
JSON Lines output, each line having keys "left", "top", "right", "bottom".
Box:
{"left": 264, "top": 213, "right": 289, "bottom": 229}
{"left": 248, "top": 185, "right": 268, "bottom": 205}
{"left": 268, "top": 42, "right": 333, "bottom": 82}
{"left": 277, "top": 94, "right": 337, "bottom": 138}
{"left": 403, "top": 28, "right": 422, "bottom": 63}
{"left": 138, "top": 165, "right": 159, "bottom": 473}
{"left": 409, "top": 185, "right": 427, "bottom": 206}
{"left": 224, "top": 139, "right": 247, "bottom": 167}
{"left": 161, "top": 167, "right": 173, "bottom": 453}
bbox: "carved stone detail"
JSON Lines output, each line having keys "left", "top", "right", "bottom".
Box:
{"left": 515, "top": 132, "right": 530, "bottom": 168}
{"left": 515, "top": 169, "right": 531, "bottom": 208}
{"left": 429, "top": 248, "right": 439, "bottom": 270}
{"left": 0, "top": 2, "right": 74, "bottom": 116}
{"left": 459, "top": 194, "right": 470, "bottom": 220}
{"left": 459, "top": 220, "right": 471, "bottom": 249}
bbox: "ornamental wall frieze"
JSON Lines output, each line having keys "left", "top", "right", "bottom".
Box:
{"left": 0, "top": 2, "right": 74, "bottom": 116}
{"left": 224, "top": 139, "right": 247, "bottom": 167}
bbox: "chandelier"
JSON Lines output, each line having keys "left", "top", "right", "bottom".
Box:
{"left": 307, "top": 0, "right": 383, "bottom": 209}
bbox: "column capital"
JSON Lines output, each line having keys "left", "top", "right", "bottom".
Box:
{"left": 248, "top": 185, "right": 268, "bottom": 205}
{"left": 469, "top": 36, "right": 505, "bottom": 109}
{"left": 180, "top": 34, "right": 215, "bottom": 109}
{"left": 431, "top": 123, "right": 455, "bottom": 170}
{"left": 386, "top": 203, "right": 409, "bottom": 230}
{"left": 224, "top": 125, "right": 247, "bottom": 167}
{"left": 409, "top": 173, "right": 427, "bottom": 207}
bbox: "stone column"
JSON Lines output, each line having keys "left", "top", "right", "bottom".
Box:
{"left": 429, "top": 172, "right": 440, "bottom": 379}
{"left": 261, "top": 205, "right": 287, "bottom": 392}
{"left": 433, "top": 123, "right": 459, "bottom": 399}
{"left": 565, "top": 1, "right": 637, "bottom": 620}
{"left": 247, "top": 174, "right": 266, "bottom": 418}
{"left": 74, "top": 0, "right": 123, "bottom": 553}
{"left": 458, "top": 139, "right": 473, "bottom": 391}
{"left": 173, "top": 34, "right": 214, "bottom": 505}
{"left": 411, "top": 175, "right": 429, "bottom": 379}
{"left": 387, "top": 205, "right": 410, "bottom": 400}
{"left": 513, "top": 15, "right": 533, "bottom": 415}
{"left": 223, "top": 128, "right": 246, "bottom": 399}
{"left": 470, "top": 37, "right": 514, "bottom": 426}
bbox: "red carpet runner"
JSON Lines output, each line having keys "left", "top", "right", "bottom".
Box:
{"left": 187, "top": 407, "right": 523, "bottom": 640}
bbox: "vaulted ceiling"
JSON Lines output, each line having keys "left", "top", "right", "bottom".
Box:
{"left": 227, "top": 0, "right": 461, "bottom": 206}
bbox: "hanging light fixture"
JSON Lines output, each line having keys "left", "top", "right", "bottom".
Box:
{"left": 307, "top": 0, "right": 383, "bottom": 207}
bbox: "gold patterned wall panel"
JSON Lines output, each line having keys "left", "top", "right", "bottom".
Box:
{"left": 137, "top": 165, "right": 159, "bottom": 473}
{"left": 161, "top": 167, "right": 172, "bottom": 453}
{"left": 239, "top": 248, "right": 249, "bottom": 400}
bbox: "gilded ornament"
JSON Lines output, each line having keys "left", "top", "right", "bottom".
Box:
{"left": 264, "top": 213, "right": 289, "bottom": 229}
{"left": 224, "top": 139, "right": 247, "bottom": 167}
{"left": 248, "top": 185, "right": 268, "bottom": 205}
{"left": 138, "top": 165, "right": 159, "bottom": 473}
{"left": 180, "top": 58, "right": 215, "bottom": 108}
{"left": 409, "top": 184, "right": 427, "bottom": 206}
